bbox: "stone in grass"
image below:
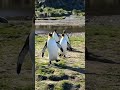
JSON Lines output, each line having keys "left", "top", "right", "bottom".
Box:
{"left": 36, "top": 75, "right": 47, "bottom": 81}
{"left": 48, "top": 74, "right": 69, "bottom": 81}
{"left": 54, "top": 80, "right": 73, "bottom": 90}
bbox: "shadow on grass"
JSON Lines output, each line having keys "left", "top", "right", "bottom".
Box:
{"left": 68, "top": 48, "right": 84, "bottom": 53}
{"left": 86, "top": 52, "right": 120, "bottom": 64}
{"left": 54, "top": 63, "right": 85, "bottom": 74}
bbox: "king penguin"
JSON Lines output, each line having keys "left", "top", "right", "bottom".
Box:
{"left": 63, "top": 30, "right": 72, "bottom": 51}
{"left": 59, "top": 34, "right": 68, "bottom": 57}
{"left": 42, "top": 33, "right": 63, "bottom": 65}
{"left": 52, "top": 30, "right": 60, "bottom": 42}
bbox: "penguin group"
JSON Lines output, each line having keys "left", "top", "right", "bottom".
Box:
{"left": 42, "top": 30, "right": 72, "bottom": 65}
{"left": 16, "top": 17, "right": 72, "bottom": 74}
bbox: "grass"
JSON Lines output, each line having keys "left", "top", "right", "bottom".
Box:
{"left": 35, "top": 32, "right": 85, "bottom": 90}
{"left": 86, "top": 24, "right": 120, "bottom": 90}
{"left": 0, "top": 22, "right": 34, "bottom": 90}
{"left": 86, "top": 25, "right": 120, "bottom": 53}
{"left": 54, "top": 80, "right": 73, "bottom": 90}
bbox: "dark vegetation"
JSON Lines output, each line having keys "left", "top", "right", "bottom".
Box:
{"left": 35, "top": 0, "right": 85, "bottom": 19}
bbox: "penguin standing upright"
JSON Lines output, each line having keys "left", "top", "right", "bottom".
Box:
{"left": 63, "top": 30, "right": 72, "bottom": 51}
{"left": 52, "top": 30, "right": 60, "bottom": 42}
{"left": 42, "top": 33, "right": 63, "bottom": 65}
{"left": 59, "top": 34, "right": 68, "bottom": 57}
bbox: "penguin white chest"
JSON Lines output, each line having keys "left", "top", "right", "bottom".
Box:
{"left": 47, "top": 38, "right": 58, "bottom": 60}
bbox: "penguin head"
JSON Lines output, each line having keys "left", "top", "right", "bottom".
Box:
{"left": 62, "top": 33, "right": 65, "bottom": 37}
{"left": 48, "top": 33, "right": 52, "bottom": 38}
{"left": 54, "top": 29, "right": 57, "bottom": 32}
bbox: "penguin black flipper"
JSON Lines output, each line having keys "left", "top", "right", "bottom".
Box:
{"left": 67, "top": 42, "right": 72, "bottom": 51}
{"left": 57, "top": 33, "right": 61, "bottom": 37}
{"left": 56, "top": 42, "right": 63, "bottom": 52}
{"left": 17, "top": 35, "right": 29, "bottom": 74}
{"left": 42, "top": 41, "right": 47, "bottom": 57}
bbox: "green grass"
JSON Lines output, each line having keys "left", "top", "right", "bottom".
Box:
{"left": 86, "top": 25, "right": 120, "bottom": 51}
{"left": 35, "top": 7, "right": 70, "bottom": 19}
{"left": 54, "top": 80, "right": 73, "bottom": 90}
{"left": 35, "top": 6, "right": 85, "bottom": 19}
{"left": 35, "top": 33, "right": 85, "bottom": 90}
{"left": 86, "top": 24, "right": 120, "bottom": 90}
{"left": 0, "top": 23, "right": 33, "bottom": 90}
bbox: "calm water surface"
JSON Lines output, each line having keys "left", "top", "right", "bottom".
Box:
{"left": 35, "top": 25, "right": 85, "bottom": 34}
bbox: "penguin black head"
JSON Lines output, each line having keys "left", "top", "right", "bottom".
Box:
{"left": 54, "top": 29, "right": 57, "bottom": 32}
{"left": 48, "top": 33, "right": 52, "bottom": 37}
{"left": 62, "top": 33, "right": 65, "bottom": 37}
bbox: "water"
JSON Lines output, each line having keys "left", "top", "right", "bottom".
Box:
{"left": 35, "top": 25, "right": 85, "bottom": 34}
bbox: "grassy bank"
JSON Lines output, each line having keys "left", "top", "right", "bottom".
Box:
{"left": 35, "top": 33, "right": 85, "bottom": 90}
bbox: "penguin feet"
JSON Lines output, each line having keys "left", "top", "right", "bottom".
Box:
{"left": 59, "top": 54, "right": 62, "bottom": 56}
{"left": 63, "top": 55, "right": 66, "bottom": 58}
{"left": 56, "top": 59, "right": 60, "bottom": 62}
{"left": 59, "top": 54, "right": 66, "bottom": 58}
{"left": 48, "top": 61, "right": 52, "bottom": 66}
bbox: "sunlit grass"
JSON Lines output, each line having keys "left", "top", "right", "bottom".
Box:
{"left": 35, "top": 33, "right": 85, "bottom": 90}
